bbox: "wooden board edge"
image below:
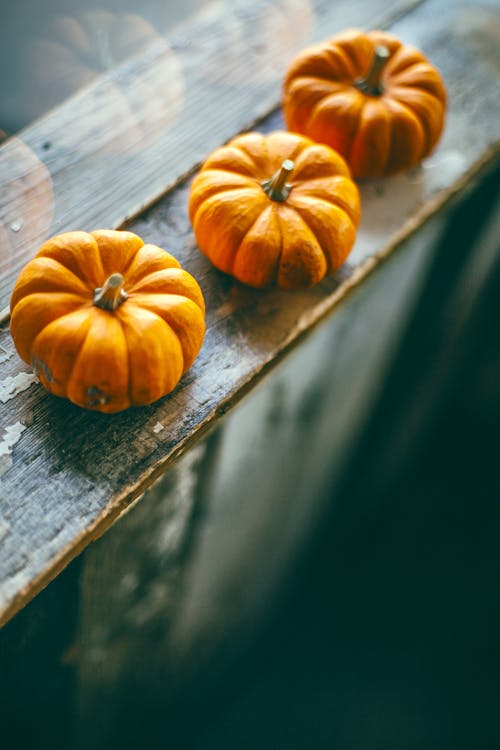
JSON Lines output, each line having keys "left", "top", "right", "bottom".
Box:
{"left": 1, "top": 139, "right": 499, "bottom": 630}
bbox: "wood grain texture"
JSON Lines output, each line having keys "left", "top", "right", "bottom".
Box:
{"left": 76, "top": 157, "right": 500, "bottom": 746}
{"left": 77, "top": 429, "right": 223, "bottom": 749}
{"left": 0, "top": 0, "right": 499, "bottom": 629}
{"left": 76, "top": 205, "right": 444, "bottom": 749}
{"left": 0, "top": 0, "right": 422, "bottom": 316}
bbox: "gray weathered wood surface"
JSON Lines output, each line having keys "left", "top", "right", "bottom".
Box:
{"left": 0, "top": 0, "right": 422, "bottom": 316}
{"left": 0, "top": 0, "right": 499, "bottom": 629}
{"left": 75, "top": 204, "right": 444, "bottom": 748}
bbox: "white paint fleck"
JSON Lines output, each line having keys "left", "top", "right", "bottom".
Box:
{"left": 0, "top": 371, "right": 38, "bottom": 403}
{"left": 153, "top": 421, "right": 164, "bottom": 434}
{"left": 10, "top": 220, "right": 22, "bottom": 232}
{"left": 0, "top": 421, "right": 27, "bottom": 477}
{"left": 0, "top": 422, "right": 27, "bottom": 457}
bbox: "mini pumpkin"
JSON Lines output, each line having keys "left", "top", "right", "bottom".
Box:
{"left": 188, "top": 130, "right": 360, "bottom": 290}
{"left": 283, "top": 28, "right": 447, "bottom": 179}
{"left": 10, "top": 230, "right": 205, "bottom": 413}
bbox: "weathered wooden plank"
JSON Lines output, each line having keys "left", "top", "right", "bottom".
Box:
{"left": 76, "top": 429, "right": 223, "bottom": 749}
{"left": 75, "top": 201, "right": 444, "bottom": 749}
{"left": 0, "top": 0, "right": 423, "bottom": 315}
{"left": 75, "top": 154, "right": 500, "bottom": 746}
{"left": 0, "top": 0, "right": 499, "bottom": 629}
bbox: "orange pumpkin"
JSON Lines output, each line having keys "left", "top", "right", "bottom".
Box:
{"left": 10, "top": 230, "right": 205, "bottom": 413}
{"left": 283, "top": 29, "right": 447, "bottom": 179}
{"left": 188, "top": 131, "right": 360, "bottom": 290}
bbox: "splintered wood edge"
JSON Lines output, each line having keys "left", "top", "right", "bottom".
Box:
{"left": 1, "top": 140, "right": 498, "bottom": 629}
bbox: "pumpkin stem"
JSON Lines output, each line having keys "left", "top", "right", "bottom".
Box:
{"left": 93, "top": 273, "right": 128, "bottom": 311}
{"left": 355, "top": 45, "right": 390, "bottom": 96}
{"left": 261, "top": 159, "right": 295, "bottom": 202}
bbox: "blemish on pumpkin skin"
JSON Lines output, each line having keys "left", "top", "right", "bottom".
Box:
{"left": 31, "top": 357, "right": 57, "bottom": 384}
{"left": 85, "top": 386, "right": 111, "bottom": 407}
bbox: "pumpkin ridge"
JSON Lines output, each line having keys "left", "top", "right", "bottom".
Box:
{"left": 231, "top": 205, "right": 281, "bottom": 287}
{"left": 32, "top": 257, "right": 94, "bottom": 294}
{"left": 333, "top": 38, "right": 368, "bottom": 79}
{"left": 91, "top": 230, "right": 145, "bottom": 279}
{"left": 62, "top": 309, "right": 96, "bottom": 400}
{"left": 120, "top": 313, "right": 135, "bottom": 407}
{"left": 388, "top": 64, "right": 446, "bottom": 101}
{"left": 307, "top": 89, "right": 364, "bottom": 160}
{"left": 65, "top": 308, "right": 130, "bottom": 410}
{"left": 393, "top": 79, "right": 446, "bottom": 103}
{"left": 23, "top": 292, "right": 93, "bottom": 313}
{"left": 32, "top": 307, "right": 95, "bottom": 393}
{"left": 279, "top": 135, "right": 310, "bottom": 167}
{"left": 189, "top": 174, "right": 259, "bottom": 221}
{"left": 232, "top": 143, "right": 269, "bottom": 175}
{"left": 232, "top": 205, "right": 273, "bottom": 276}
{"left": 345, "top": 100, "right": 364, "bottom": 168}
{"left": 324, "top": 45, "right": 359, "bottom": 81}
{"left": 272, "top": 207, "right": 286, "bottom": 286}
{"left": 202, "top": 146, "right": 259, "bottom": 177}
{"left": 193, "top": 187, "right": 268, "bottom": 273}
{"left": 195, "top": 168, "right": 256, "bottom": 187}
{"left": 387, "top": 59, "right": 429, "bottom": 80}
{"left": 387, "top": 89, "right": 443, "bottom": 154}
{"left": 289, "top": 199, "right": 356, "bottom": 274}
{"left": 116, "top": 242, "right": 145, "bottom": 277}
{"left": 36, "top": 231, "right": 105, "bottom": 289}
{"left": 350, "top": 97, "right": 391, "bottom": 177}
{"left": 383, "top": 96, "right": 428, "bottom": 162}
{"left": 294, "top": 143, "right": 352, "bottom": 180}
{"left": 276, "top": 205, "right": 327, "bottom": 285}
{"left": 373, "top": 96, "right": 398, "bottom": 175}
{"left": 10, "top": 258, "right": 92, "bottom": 312}
{"left": 289, "top": 186, "right": 360, "bottom": 226}
{"left": 292, "top": 74, "right": 347, "bottom": 89}
{"left": 384, "top": 48, "right": 421, "bottom": 76}
{"left": 192, "top": 185, "right": 264, "bottom": 224}
{"left": 127, "top": 271, "right": 205, "bottom": 312}
{"left": 123, "top": 296, "right": 204, "bottom": 373}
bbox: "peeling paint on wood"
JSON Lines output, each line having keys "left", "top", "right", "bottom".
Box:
{"left": 0, "top": 371, "right": 38, "bottom": 403}
{"left": 0, "top": 422, "right": 27, "bottom": 478}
